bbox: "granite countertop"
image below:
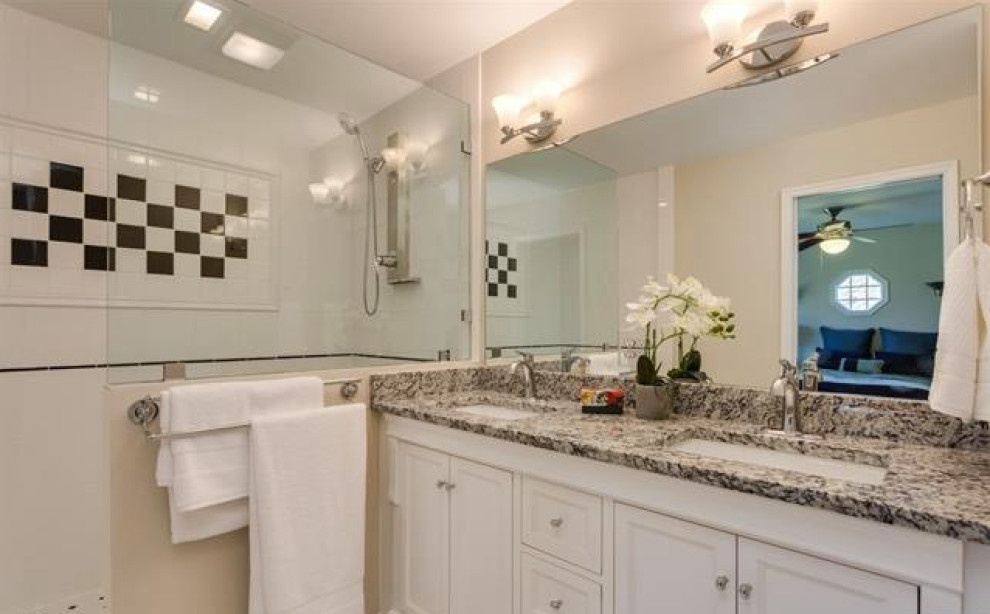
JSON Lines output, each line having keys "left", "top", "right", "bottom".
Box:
{"left": 373, "top": 390, "right": 990, "bottom": 544}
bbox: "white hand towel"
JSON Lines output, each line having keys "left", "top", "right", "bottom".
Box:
{"left": 249, "top": 403, "right": 367, "bottom": 614}
{"left": 930, "top": 238, "right": 980, "bottom": 421}
{"left": 974, "top": 242, "right": 990, "bottom": 422}
{"left": 154, "top": 377, "right": 324, "bottom": 543}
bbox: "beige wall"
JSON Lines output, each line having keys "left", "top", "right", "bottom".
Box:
{"left": 673, "top": 96, "right": 979, "bottom": 387}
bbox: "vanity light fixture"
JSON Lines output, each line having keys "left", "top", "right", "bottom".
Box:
{"left": 405, "top": 140, "right": 429, "bottom": 173}
{"left": 702, "top": 0, "right": 829, "bottom": 74}
{"left": 492, "top": 81, "right": 563, "bottom": 145}
{"left": 183, "top": 1, "right": 223, "bottom": 31}
{"left": 381, "top": 147, "right": 407, "bottom": 172}
{"left": 222, "top": 32, "right": 285, "bottom": 70}
{"left": 309, "top": 177, "right": 347, "bottom": 208}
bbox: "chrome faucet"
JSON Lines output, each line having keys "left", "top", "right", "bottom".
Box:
{"left": 770, "top": 359, "right": 802, "bottom": 435}
{"left": 511, "top": 352, "right": 538, "bottom": 401}
{"left": 561, "top": 349, "right": 590, "bottom": 373}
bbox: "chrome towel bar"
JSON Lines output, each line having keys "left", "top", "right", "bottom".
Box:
{"left": 126, "top": 377, "right": 362, "bottom": 441}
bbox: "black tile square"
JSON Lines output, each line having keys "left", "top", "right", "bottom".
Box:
{"left": 12, "top": 183, "right": 48, "bottom": 213}
{"left": 488, "top": 255, "right": 497, "bottom": 269}
{"left": 49, "top": 216, "right": 84, "bottom": 243}
{"left": 201, "top": 256, "right": 224, "bottom": 279}
{"left": 507, "top": 285, "right": 517, "bottom": 299}
{"left": 497, "top": 270, "right": 507, "bottom": 284}
{"left": 175, "top": 185, "right": 201, "bottom": 210}
{"left": 225, "top": 194, "right": 248, "bottom": 217}
{"left": 84, "top": 195, "right": 114, "bottom": 221}
{"left": 498, "top": 242, "right": 508, "bottom": 257}
{"left": 50, "top": 162, "right": 84, "bottom": 192}
{"left": 147, "top": 203, "right": 174, "bottom": 229}
{"left": 147, "top": 251, "right": 174, "bottom": 275}
{"left": 84, "top": 245, "right": 115, "bottom": 271}
{"left": 508, "top": 257, "right": 517, "bottom": 272}
{"left": 201, "top": 212, "right": 225, "bottom": 235}
{"left": 11, "top": 238, "right": 47, "bottom": 267}
{"left": 488, "top": 283, "right": 498, "bottom": 297}
{"left": 175, "top": 231, "right": 200, "bottom": 255}
{"left": 116, "top": 224, "right": 146, "bottom": 249}
{"left": 225, "top": 236, "right": 248, "bottom": 259}
{"left": 117, "top": 174, "right": 146, "bottom": 201}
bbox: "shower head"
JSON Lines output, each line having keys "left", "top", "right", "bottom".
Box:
{"left": 337, "top": 112, "right": 372, "bottom": 162}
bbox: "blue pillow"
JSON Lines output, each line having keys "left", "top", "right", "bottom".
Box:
{"left": 817, "top": 348, "right": 865, "bottom": 370}
{"left": 876, "top": 351, "right": 924, "bottom": 376}
{"left": 820, "top": 326, "right": 874, "bottom": 355}
{"left": 879, "top": 328, "right": 937, "bottom": 356}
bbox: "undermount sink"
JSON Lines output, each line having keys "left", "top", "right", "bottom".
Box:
{"left": 454, "top": 404, "right": 536, "bottom": 421}
{"left": 669, "top": 437, "right": 888, "bottom": 486}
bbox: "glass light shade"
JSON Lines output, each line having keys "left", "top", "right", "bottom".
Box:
{"left": 406, "top": 140, "right": 429, "bottom": 172}
{"left": 381, "top": 147, "right": 407, "bottom": 171}
{"left": 819, "top": 238, "right": 850, "bottom": 255}
{"left": 491, "top": 94, "right": 524, "bottom": 129}
{"left": 308, "top": 182, "right": 330, "bottom": 204}
{"left": 785, "top": 0, "right": 819, "bottom": 20}
{"left": 700, "top": 1, "right": 746, "bottom": 48}
{"left": 323, "top": 177, "right": 344, "bottom": 203}
{"left": 531, "top": 81, "right": 562, "bottom": 114}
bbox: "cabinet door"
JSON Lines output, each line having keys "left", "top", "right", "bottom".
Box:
{"left": 737, "top": 538, "right": 918, "bottom": 614}
{"left": 397, "top": 443, "right": 451, "bottom": 614}
{"left": 449, "top": 457, "right": 513, "bottom": 614}
{"left": 615, "top": 504, "right": 735, "bottom": 614}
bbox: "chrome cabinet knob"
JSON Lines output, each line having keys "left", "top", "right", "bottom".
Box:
{"left": 738, "top": 583, "right": 753, "bottom": 600}
{"left": 436, "top": 480, "right": 448, "bottom": 490}
{"left": 549, "top": 599, "right": 563, "bottom": 610}
{"left": 715, "top": 575, "right": 729, "bottom": 591}
{"left": 445, "top": 482, "right": 456, "bottom": 491}
{"left": 549, "top": 517, "right": 564, "bottom": 528}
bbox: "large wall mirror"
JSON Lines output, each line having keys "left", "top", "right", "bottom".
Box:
{"left": 484, "top": 6, "right": 981, "bottom": 401}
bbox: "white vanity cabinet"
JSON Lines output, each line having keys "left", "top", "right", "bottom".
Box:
{"left": 736, "top": 537, "right": 918, "bottom": 614}
{"left": 614, "top": 503, "right": 918, "bottom": 614}
{"left": 394, "top": 442, "right": 513, "bottom": 614}
{"left": 614, "top": 504, "right": 736, "bottom": 614}
{"left": 383, "top": 417, "right": 975, "bottom": 614}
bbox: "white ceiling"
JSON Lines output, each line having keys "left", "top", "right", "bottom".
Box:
{"left": 7, "top": 0, "right": 571, "bottom": 83}
{"left": 565, "top": 6, "right": 980, "bottom": 175}
{"left": 797, "top": 177, "right": 944, "bottom": 234}
{"left": 488, "top": 146, "right": 615, "bottom": 206}
{"left": 243, "top": 0, "right": 572, "bottom": 81}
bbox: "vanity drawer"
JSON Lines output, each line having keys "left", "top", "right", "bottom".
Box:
{"left": 522, "top": 476, "right": 603, "bottom": 573}
{"left": 521, "top": 553, "right": 602, "bottom": 614}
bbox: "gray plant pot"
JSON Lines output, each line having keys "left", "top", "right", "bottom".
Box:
{"left": 635, "top": 384, "right": 675, "bottom": 420}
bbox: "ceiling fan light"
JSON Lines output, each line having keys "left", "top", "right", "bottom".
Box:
{"left": 819, "top": 238, "right": 850, "bottom": 255}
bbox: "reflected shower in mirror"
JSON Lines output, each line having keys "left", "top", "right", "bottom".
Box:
{"left": 485, "top": 6, "right": 981, "bottom": 397}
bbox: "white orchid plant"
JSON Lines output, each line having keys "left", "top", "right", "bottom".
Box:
{"left": 625, "top": 274, "right": 736, "bottom": 386}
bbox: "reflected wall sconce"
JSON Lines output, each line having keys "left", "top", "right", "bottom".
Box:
{"left": 380, "top": 147, "right": 407, "bottom": 172}
{"left": 702, "top": 0, "right": 828, "bottom": 74}
{"left": 405, "top": 140, "right": 429, "bottom": 173}
{"left": 309, "top": 177, "right": 347, "bottom": 209}
{"left": 492, "top": 81, "right": 563, "bottom": 145}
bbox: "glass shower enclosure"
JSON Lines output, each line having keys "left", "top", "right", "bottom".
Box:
{"left": 104, "top": 0, "right": 471, "bottom": 383}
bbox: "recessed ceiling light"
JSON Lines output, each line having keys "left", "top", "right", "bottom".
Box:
{"left": 221, "top": 32, "right": 285, "bottom": 70}
{"left": 184, "top": 1, "right": 223, "bottom": 31}
{"left": 134, "top": 86, "right": 161, "bottom": 104}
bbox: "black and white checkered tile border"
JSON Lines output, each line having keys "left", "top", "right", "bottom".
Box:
{"left": 486, "top": 240, "right": 518, "bottom": 299}
{"left": 10, "top": 160, "right": 251, "bottom": 280}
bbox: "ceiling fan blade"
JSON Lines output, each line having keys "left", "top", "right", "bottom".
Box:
{"left": 853, "top": 236, "right": 878, "bottom": 244}
{"left": 799, "top": 238, "right": 822, "bottom": 251}
{"left": 798, "top": 231, "right": 819, "bottom": 240}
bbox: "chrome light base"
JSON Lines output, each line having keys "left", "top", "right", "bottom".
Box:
{"left": 707, "top": 19, "right": 829, "bottom": 74}
{"left": 500, "top": 111, "right": 563, "bottom": 145}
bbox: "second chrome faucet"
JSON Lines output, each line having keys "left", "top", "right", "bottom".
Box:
{"left": 511, "top": 352, "right": 538, "bottom": 401}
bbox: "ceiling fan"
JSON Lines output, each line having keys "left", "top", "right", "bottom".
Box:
{"left": 798, "top": 206, "right": 878, "bottom": 254}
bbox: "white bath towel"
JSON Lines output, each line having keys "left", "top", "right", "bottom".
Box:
{"left": 249, "top": 404, "right": 367, "bottom": 614}
{"left": 930, "top": 238, "right": 981, "bottom": 421}
{"left": 974, "top": 242, "right": 990, "bottom": 422}
{"left": 155, "top": 377, "right": 323, "bottom": 543}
